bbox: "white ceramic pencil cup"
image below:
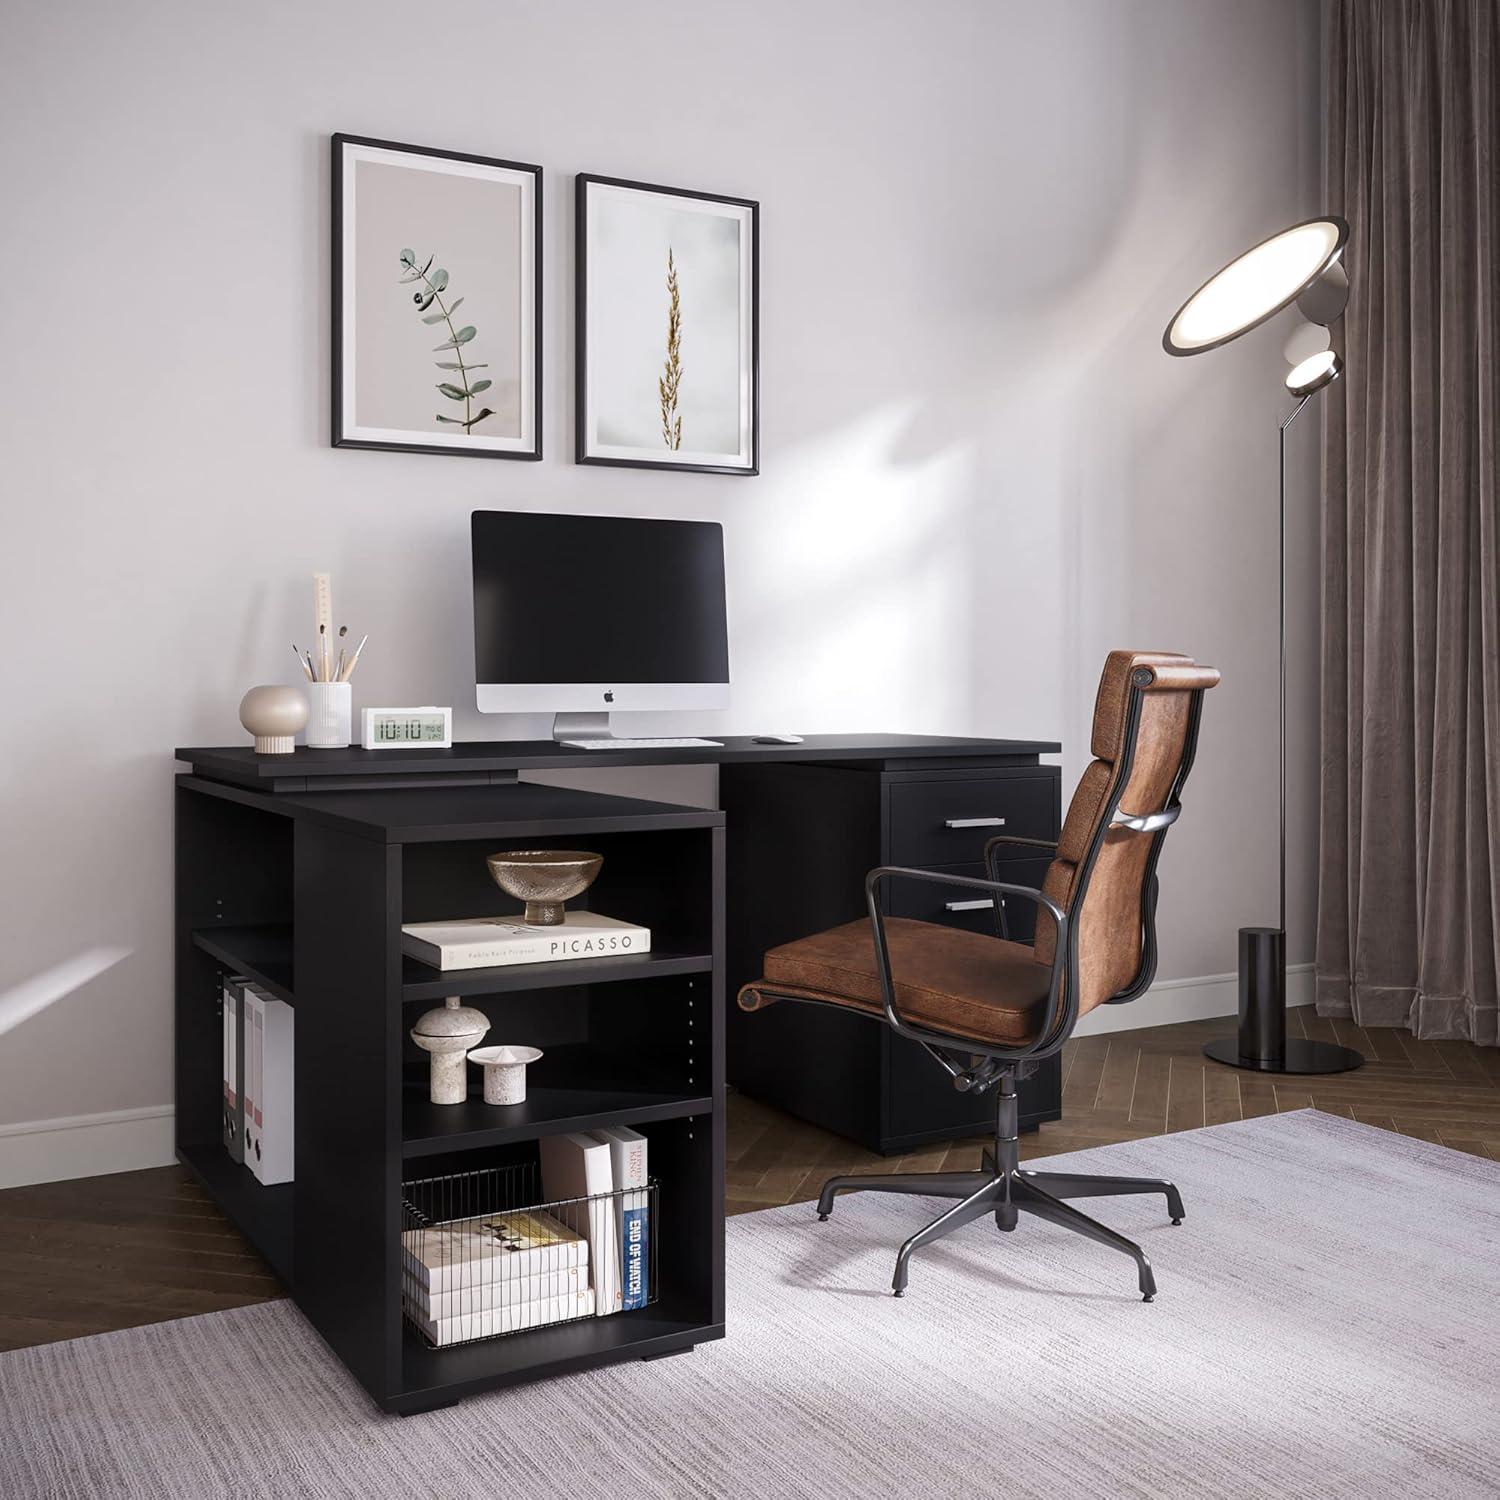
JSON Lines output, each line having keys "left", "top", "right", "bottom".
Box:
{"left": 469, "top": 1046, "right": 544, "bottom": 1105}
{"left": 306, "top": 681, "right": 352, "bottom": 748}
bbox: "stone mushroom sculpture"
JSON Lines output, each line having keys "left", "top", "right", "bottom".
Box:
{"left": 410, "top": 996, "right": 490, "bottom": 1104}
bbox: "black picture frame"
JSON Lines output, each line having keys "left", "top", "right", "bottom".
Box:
{"left": 332, "top": 133, "right": 543, "bottom": 461}
{"left": 575, "top": 173, "right": 759, "bottom": 476}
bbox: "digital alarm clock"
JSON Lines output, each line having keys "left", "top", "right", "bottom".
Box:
{"left": 360, "top": 706, "right": 453, "bottom": 750}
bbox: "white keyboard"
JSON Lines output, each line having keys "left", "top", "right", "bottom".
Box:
{"left": 560, "top": 736, "right": 725, "bottom": 751}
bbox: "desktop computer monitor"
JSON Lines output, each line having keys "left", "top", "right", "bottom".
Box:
{"left": 472, "top": 510, "right": 730, "bottom": 739}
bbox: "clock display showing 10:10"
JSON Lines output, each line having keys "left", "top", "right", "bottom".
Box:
{"left": 360, "top": 707, "right": 453, "bottom": 750}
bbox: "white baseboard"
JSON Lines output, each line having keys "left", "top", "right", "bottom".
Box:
{"left": 1073, "top": 963, "right": 1314, "bottom": 1036}
{"left": 0, "top": 1104, "right": 176, "bottom": 1190}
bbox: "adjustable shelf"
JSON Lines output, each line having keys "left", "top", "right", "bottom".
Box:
{"left": 175, "top": 773, "right": 725, "bottom": 1415}
{"left": 189, "top": 921, "right": 712, "bottom": 1006}
{"left": 191, "top": 925, "right": 295, "bottom": 1007}
{"left": 400, "top": 945, "right": 712, "bottom": 1001}
{"left": 403, "top": 1041, "right": 712, "bottom": 1157}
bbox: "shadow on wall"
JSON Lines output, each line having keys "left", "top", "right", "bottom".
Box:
{"left": 0, "top": 948, "right": 132, "bottom": 1040}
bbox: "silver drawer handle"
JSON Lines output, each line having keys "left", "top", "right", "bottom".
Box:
{"left": 946, "top": 897, "right": 997, "bottom": 912}
{"left": 944, "top": 816, "right": 1006, "bottom": 829}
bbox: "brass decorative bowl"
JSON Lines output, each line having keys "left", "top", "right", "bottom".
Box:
{"left": 485, "top": 849, "right": 603, "bottom": 927}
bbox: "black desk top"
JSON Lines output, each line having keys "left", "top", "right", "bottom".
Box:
{"left": 178, "top": 777, "right": 726, "bottom": 843}
{"left": 175, "top": 732, "right": 1060, "bottom": 787}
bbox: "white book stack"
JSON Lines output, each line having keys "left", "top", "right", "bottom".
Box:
{"left": 411, "top": 1265, "right": 588, "bottom": 1322}
{"left": 402, "top": 1209, "right": 593, "bottom": 1346}
{"left": 401, "top": 911, "right": 651, "bottom": 972}
{"left": 414, "top": 1289, "right": 597, "bottom": 1346}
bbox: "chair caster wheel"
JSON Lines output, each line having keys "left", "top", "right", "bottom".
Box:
{"left": 1142, "top": 1293, "right": 1154, "bottom": 1303}
{"left": 1171, "top": 1217, "right": 1182, "bottom": 1226}
{"left": 892, "top": 1289, "right": 905, "bottom": 1298}
{"left": 817, "top": 1213, "right": 829, "bottom": 1222}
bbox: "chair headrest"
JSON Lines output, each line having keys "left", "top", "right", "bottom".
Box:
{"left": 1091, "top": 651, "right": 1221, "bottom": 761}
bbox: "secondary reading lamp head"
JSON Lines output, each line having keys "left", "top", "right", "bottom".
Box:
{"left": 1163, "top": 217, "right": 1349, "bottom": 356}
{"left": 1282, "top": 319, "right": 1331, "bottom": 366}
{"left": 1285, "top": 349, "right": 1342, "bottom": 396}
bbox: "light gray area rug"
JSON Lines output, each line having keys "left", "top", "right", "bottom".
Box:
{"left": 3, "top": 1111, "right": 1498, "bottom": 1499}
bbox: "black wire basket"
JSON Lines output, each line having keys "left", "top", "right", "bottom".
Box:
{"left": 402, "top": 1160, "right": 659, "bottom": 1348}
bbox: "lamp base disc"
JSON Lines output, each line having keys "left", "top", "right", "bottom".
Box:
{"left": 1202, "top": 1037, "right": 1364, "bottom": 1074}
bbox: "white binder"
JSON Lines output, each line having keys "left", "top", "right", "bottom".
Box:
{"left": 221, "top": 977, "right": 245, "bottom": 1163}
{"left": 241, "top": 987, "right": 263, "bottom": 1170}
{"left": 246, "top": 985, "right": 294, "bottom": 1185}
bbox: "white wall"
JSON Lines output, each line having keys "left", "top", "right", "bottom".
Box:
{"left": 0, "top": 0, "right": 1323, "bottom": 1179}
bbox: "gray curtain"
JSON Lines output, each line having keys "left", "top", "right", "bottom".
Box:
{"left": 1317, "top": 1, "right": 1499, "bottom": 1044}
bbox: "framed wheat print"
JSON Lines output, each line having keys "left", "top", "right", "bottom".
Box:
{"left": 576, "top": 175, "right": 758, "bottom": 475}
{"left": 333, "top": 134, "right": 542, "bottom": 460}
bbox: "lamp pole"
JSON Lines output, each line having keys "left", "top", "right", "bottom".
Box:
{"left": 1279, "top": 394, "right": 1310, "bottom": 936}
{"left": 1201, "top": 391, "right": 1362, "bottom": 1074}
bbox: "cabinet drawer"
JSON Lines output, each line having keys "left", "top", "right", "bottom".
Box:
{"left": 887, "top": 775, "right": 1057, "bottom": 867}
{"left": 886, "top": 857, "right": 1052, "bottom": 943}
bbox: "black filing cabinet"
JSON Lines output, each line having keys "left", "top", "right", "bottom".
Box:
{"left": 723, "top": 759, "right": 1063, "bottom": 1154}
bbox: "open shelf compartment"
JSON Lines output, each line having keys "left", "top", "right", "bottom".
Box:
{"left": 395, "top": 1113, "right": 719, "bottom": 1410}
{"left": 402, "top": 971, "right": 711, "bottom": 1154}
{"left": 400, "top": 827, "right": 716, "bottom": 973}
{"left": 402, "top": 1159, "right": 659, "bottom": 1348}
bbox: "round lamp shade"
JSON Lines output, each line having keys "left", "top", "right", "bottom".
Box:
{"left": 1164, "top": 217, "right": 1349, "bottom": 356}
{"left": 1285, "top": 349, "right": 1342, "bottom": 396}
{"left": 1282, "top": 319, "right": 1332, "bottom": 366}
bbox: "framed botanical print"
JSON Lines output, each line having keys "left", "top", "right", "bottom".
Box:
{"left": 576, "top": 174, "right": 758, "bottom": 475}
{"left": 332, "top": 134, "right": 542, "bottom": 460}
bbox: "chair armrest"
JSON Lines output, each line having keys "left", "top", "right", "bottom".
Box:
{"left": 983, "top": 834, "right": 1059, "bottom": 856}
{"left": 983, "top": 834, "right": 1058, "bottom": 937}
{"left": 862, "top": 866, "right": 1067, "bottom": 1055}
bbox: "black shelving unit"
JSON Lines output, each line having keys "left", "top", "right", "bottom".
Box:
{"left": 175, "top": 774, "right": 724, "bottom": 1415}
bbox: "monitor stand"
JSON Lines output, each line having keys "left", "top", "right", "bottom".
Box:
{"left": 552, "top": 711, "right": 614, "bottom": 744}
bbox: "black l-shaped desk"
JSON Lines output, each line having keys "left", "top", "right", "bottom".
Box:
{"left": 175, "top": 731, "right": 1060, "bottom": 1411}
{"left": 178, "top": 732, "right": 1064, "bottom": 1155}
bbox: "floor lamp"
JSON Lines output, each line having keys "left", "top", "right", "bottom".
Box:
{"left": 1163, "top": 217, "right": 1363, "bottom": 1075}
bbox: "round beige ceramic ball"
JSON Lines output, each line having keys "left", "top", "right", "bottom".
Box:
{"left": 239, "top": 685, "right": 309, "bottom": 755}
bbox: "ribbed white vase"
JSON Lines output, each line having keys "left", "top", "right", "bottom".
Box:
{"left": 305, "top": 681, "right": 352, "bottom": 748}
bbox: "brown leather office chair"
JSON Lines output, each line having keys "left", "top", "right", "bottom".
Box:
{"left": 737, "top": 650, "right": 1221, "bottom": 1300}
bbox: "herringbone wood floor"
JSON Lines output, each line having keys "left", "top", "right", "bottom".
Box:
{"left": 0, "top": 1007, "right": 1495, "bottom": 1352}
{"left": 725, "top": 1006, "right": 1500, "bottom": 1214}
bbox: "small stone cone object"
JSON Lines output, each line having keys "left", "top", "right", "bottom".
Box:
{"left": 410, "top": 996, "right": 490, "bottom": 1104}
{"left": 469, "top": 1045, "right": 544, "bottom": 1105}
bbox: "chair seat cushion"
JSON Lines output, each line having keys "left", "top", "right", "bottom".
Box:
{"left": 748, "top": 917, "right": 1052, "bottom": 1046}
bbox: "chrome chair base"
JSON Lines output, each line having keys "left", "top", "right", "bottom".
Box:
{"left": 815, "top": 1075, "right": 1183, "bottom": 1301}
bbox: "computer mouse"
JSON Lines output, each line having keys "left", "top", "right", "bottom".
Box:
{"left": 753, "top": 734, "right": 804, "bottom": 745}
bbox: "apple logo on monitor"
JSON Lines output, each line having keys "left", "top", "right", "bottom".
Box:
{"left": 604, "top": 690, "right": 614, "bottom": 702}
